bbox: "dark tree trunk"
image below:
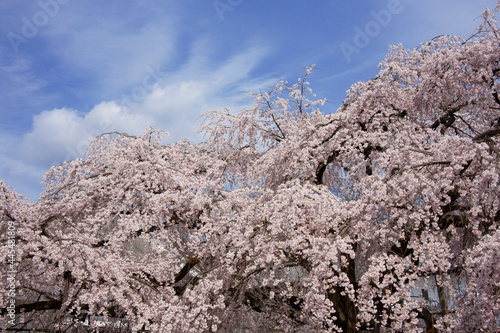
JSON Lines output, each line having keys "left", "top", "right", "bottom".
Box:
{"left": 328, "top": 257, "right": 358, "bottom": 333}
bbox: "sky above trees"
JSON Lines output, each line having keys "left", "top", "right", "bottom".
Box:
{"left": 0, "top": 0, "right": 498, "bottom": 201}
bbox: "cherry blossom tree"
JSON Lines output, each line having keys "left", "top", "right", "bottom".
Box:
{"left": 2, "top": 4, "right": 500, "bottom": 332}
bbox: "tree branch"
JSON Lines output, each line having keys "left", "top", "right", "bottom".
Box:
{"left": 472, "top": 128, "right": 500, "bottom": 142}
{"left": 174, "top": 256, "right": 199, "bottom": 284}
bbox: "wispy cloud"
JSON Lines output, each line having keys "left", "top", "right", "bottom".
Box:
{"left": 9, "top": 42, "right": 271, "bottom": 185}
{"left": 1, "top": 0, "right": 498, "bottom": 201}
{"left": 0, "top": 56, "right": 49, "bottom": 117}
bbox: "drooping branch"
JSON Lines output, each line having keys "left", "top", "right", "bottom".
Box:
{"left": 430, "top": 104, "right": 468, "bottom": 134}
{"left": 174, "top": 256, "right": 199, "bottom": 283}
{"left": 1, "top": 257, "right": 201, "bottom": 317}
{"left": 472, "top": 128, "right": 500, "bottom": 142}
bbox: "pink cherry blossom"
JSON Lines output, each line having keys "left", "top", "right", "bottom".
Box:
{"left": 2, "top": 3, "right": 500, "bottom": 332}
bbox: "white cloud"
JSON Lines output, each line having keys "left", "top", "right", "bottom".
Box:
{"left": 0, "top": 57, "right": 47, "bottom": 99}
{"left": 17, "top": 43, "right": 272, "bottom": 169}
{"left": 0, "top": 1, "right": 276, "bottom": 201}
{"left": 21, "top": 107, "right": 84, "bottom": 163}
{"left": 41, "top": 2, "right": 178, "bottom": 97}
{"left": 20, "top": 103, "right": 153, "bottom": 165}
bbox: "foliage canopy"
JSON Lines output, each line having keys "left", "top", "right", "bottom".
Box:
{"left": 2, "top": 5, "right": 500, "bottom": 332}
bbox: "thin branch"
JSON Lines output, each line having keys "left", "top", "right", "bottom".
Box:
{"left": 473, "top": 129, "right": 500, "bottom": 142}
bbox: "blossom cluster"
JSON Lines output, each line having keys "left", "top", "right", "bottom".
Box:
{"left": 1, "top": 3, "right": 500, "bottom": 332}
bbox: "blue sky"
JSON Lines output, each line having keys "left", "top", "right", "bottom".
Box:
{"left": 0, "top": 0, "right": 497, "bottom": 201}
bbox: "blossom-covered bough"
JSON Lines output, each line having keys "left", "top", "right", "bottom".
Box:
{"left": 2, "top": 4, "right": 500, "bottom": 332}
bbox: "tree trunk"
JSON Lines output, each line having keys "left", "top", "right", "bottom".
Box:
{"left": 328, "top": 257, "right": 357, "bottom": 333}
{"left": 328, "top": 288, "right": 357, "bottom": 333}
